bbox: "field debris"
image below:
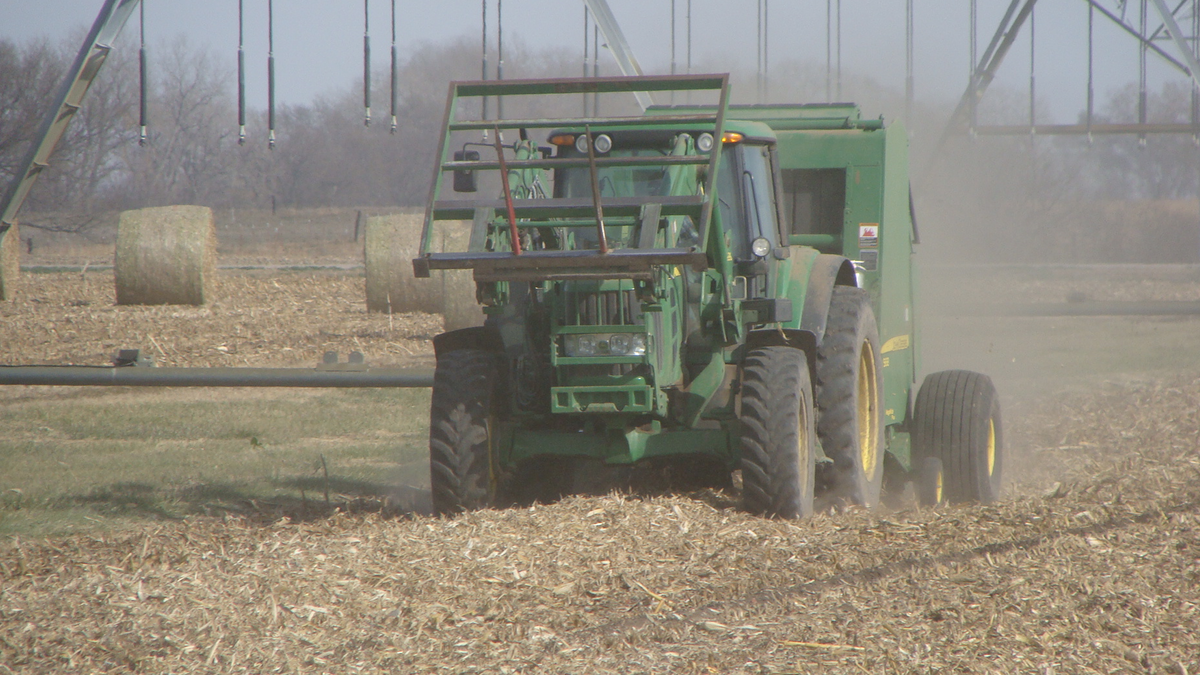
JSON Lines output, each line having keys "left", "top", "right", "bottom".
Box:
{"left": 2, "top": 377, "right": 1199, "bottom": 673}
{"left": 0, "top": 270, "right": 439, "bottom": 369}
{"left": 3, "top": 267, "right": 1200, "bottom": 672}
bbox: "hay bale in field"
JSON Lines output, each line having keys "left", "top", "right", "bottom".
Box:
{"left": 115, "top": 205, "right": 216, "bottom": 306}
{"left": 364, "top": 214, "right": 440, "bottom": 315}
{"left": 364, "top": 215, "right": 484, "bottom": 330}
{"left": 0, "top": 222, "right": 18, "bottom": 301}
{"left": 438, "top": 223, "right": 485, "bottom": 331}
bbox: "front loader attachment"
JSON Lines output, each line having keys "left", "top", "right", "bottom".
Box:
{"left": 413, "top": 74, "right": 730, "bottom": 283}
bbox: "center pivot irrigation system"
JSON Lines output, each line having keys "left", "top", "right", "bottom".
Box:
{"left": 0, "top": 0, "right": 1011, "bottom": 518}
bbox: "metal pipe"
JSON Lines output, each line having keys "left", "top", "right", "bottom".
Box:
{"left": 584, "top": 124, "right": 609, "bottom": 255}
{"left": 482, "top": 0, "right": 488, "bottom": 129}
{"left": 974, "top": 122, "right": 1200, "bottom": 135}
{"left": 578, "top": 5, "right": 583, "bottom": 113}
{"left": 756, "top": 0, "right": 762, "bottom": 103}
{"left": 1193, "top": 0, "right": 1199, "bottom": 141}
{"left": 363, "top": 0, "right": 372, "bottom": 127}
{"left": 1087, "top": 0, "right": 1094, "bottom": 142}
{"left": 970, "top": 0, "right": 977, "bottom": 133}
{"left": 494, "top": 127, "right": 522, "bottom": 255}
{"left": 826, "top": 0, "right": 831, "bottom": 101}
{"left": 836, "top": 0, "right": 841, "bottom": 100}
{"left": 593, "top": 24, "right": 600, "bottom": 114}
{"left": 497, "top": 0, "right": 504, "bottom": 121}
{"left": 238, "top": 0, "right": 246, "bottom": 144}
{"left": 1085, "top": 0, "right": 1190, "bottom": 74}
{"left": 1029, "top": 2, "right": 1036, "bottom": 133}
{"left": 1140, "top": 0, "right": 1148, "bottom": 146}
{"left": 389, "top": 0, "right": 397, "bottom": 133}
{"left": 1148, "top": 0, "right": 1200, "bottom": 89}
{"left": 0, "top": 366, "right": 434, "bottom": 388}
{"left": 0, "top": 0, "right": 140, "bottom": 233}
{"left": 138, "top": 1, "right": 148, "bottom": 147}
{"left": 268, "top": 0, "right": 276, "bottom": 149}
{"left": 686, "top": 0, "right": 691, "bottom": 74}
{"left": 906, "top": 0, "right": 913, "bottom": 124}
{"left": 670, "top": 0, "right": 676, "bottom": 78}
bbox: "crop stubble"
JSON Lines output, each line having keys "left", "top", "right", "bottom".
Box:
{"left": 1, "top": 270, "right": 1199, "bottom": 673}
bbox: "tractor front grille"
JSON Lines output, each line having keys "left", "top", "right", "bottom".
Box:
{"left": 562, "top": 289, "right": 641, "bottom": 326}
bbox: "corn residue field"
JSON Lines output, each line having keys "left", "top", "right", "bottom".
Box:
{"left": 2, "top": 258, "right": 1200, "bottom": 674}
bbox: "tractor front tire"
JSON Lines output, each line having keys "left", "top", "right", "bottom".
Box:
{"left": 815, "top": 287, "right": 884, "bottom": 507}
{"left": 429, "top": 349, "right": 500, "bottom": 515}
{"left": 740, "top": 347, "right": 816, "bottom": 519}
{"left": 912, "top": 369, "right": 1003, "bottom": 504}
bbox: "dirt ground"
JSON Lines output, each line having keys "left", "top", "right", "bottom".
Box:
{"left": 2, "top": 239, "right": 1200, "bottom": 672}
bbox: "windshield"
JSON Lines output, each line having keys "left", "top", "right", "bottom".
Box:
{"left": 553, "top": 142, "right": 778, "bottom": 256}
{"left": 558, "top": 148, "right": 672, "bottom": 199}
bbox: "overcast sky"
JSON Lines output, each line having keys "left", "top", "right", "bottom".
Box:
{"left": 1, "top": 1, "right": 1193, "bottom": 123}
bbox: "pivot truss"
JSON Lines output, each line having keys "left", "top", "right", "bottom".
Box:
{"left": 951, "top": 0, "right": 1200, "bottom": 139}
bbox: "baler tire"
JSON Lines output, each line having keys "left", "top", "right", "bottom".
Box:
{"left": 739, "top": 346, "right": 816, "bottom": 519}
{"left": 815, "top": 286, "right": 884, "bottom": 507}
{"left": 916, "top": 456, "right": 946, "bottom": 507}
{"left": 429, "top": 348, "right": 500, "bottom": 516}
{"left": 912, "top": 369, "right": 1003, "bottom": 504}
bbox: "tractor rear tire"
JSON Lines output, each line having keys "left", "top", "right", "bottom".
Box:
{"left": 429, "top": 349, "right": 501, "bottom": 515}
{"left": 912, "top": 370, "right": 1003, "bottom": 504}
{"left": 815, "top": 287, "right": 884, "bottom": 507}
{"left": 740, "top": 347, "right": 816, "bottom": 519}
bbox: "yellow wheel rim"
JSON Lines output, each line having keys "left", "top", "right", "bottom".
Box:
{"left": 986, "top": 417, "right": 996, "bottom": 477}
{"left": 796, "top": 392, "right": 809, "bottom": 472}
{"left": 934, "top": 467, "right": 944, "bottom": 504}
{"left": 857, "top": 342, "right": 879, "bottom": 477}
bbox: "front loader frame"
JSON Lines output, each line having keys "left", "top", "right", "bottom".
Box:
{"left": 412, "top": 74, "right": 731, "bottom": 283}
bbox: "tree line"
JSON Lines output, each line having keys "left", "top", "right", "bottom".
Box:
{"left": 1, "top": 30, "right": 1198, "bottom": 261}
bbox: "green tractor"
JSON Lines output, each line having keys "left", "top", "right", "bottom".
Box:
{"left": 413, "top": 75, "right": 1002, "bottom": 517}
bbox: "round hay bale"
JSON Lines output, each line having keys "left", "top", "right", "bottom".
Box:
{"left": 364, "top": 214, "right": 441, "bottom": 315}
{"left": 0, "top": 222, "right": 18, "bottom": 301}
{"left": 438, "top": 222, "right": 485, "bottom": 331}
{"left": 364, "top": 214, "right": 485, "bottom": 329}
{"left": 115, "top": 205, "right": 216, "bottom": 306}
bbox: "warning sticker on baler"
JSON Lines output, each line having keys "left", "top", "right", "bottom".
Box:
{"left": 858, "top": 223, "right": 879, "bottom": 248}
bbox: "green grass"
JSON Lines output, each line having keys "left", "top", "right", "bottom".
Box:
{"left": 0, "top": 387, "right": 431, "bottom": 538}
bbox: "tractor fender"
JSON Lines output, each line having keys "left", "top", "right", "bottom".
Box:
{"left": 798, "top": 254, "right": 858, "bottom": 345}
{"left": 745, "top": 327, "right": 819, "bottom": 383}
{"left": 433, "top": 326, "right": 504, "bottom": 359}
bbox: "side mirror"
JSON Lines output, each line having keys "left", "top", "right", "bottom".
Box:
{"left": 453, "top": 150, "right": 480, "bottom": 192}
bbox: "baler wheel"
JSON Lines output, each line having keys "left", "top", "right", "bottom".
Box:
{"left": 815, "top": 287, "right": 884, "bottom": 507}
{"left": 739, "top": 346, "right": 816, "bottom": 519}
{"left": 912, "top": 369, "right": 1003, "bottom": 504}
{"left": 429, "top": 348, "right": 501, "bottom": 515}
{"left": 916, "top": 456, "right": 946, "bottom": 507}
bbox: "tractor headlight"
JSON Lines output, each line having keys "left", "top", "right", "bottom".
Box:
{"left": 563, "top": 333, "right": 647, "bottom": 357}
{"left": 575, "top": 133, "right": 612, "bottom": 154}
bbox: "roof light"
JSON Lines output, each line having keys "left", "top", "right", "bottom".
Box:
{"left": 550, "top": 134, "right": 576, "bottom": 146}
{"left": 575, "top": 133, "right": 613, "bottom": 154}
{"left": 722, "top": 132, "right": 744, "bottom": 144}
